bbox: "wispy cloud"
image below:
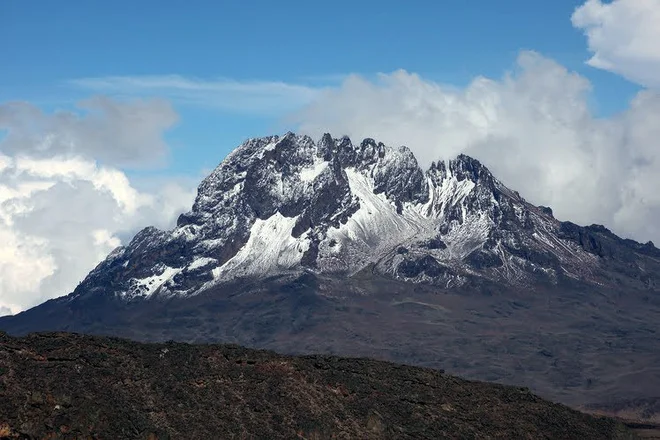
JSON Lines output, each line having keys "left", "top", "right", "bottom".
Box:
{"left": 68, "top": 75, "right": 327, "bottom": 116}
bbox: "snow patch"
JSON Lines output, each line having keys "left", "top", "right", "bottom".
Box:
{"left": 321, "top": 168, "right": 431, "bottom": 272}
{"left": 443, "top": 212, "right": 493, "bottom": 259}
{"left": 300, "top": 160, "right": 328, "bottom": 182}
{"left": 188, "top": 257, "right": 217, "bottom": 270}
{"left": 172, "top": 225, "right": 197, "bottom": 241}
{"left": 214, "top": 212, "right": 310, "bottom": 278}
{"left": 127, "top": 265, "right": 182, "bottom": 298}
{"left": 421, "top": 175, "right": 475, "bottom": 218}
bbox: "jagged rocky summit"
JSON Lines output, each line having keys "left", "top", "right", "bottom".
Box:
{"left": 3, "top": 132, "right": 660, "bottom": 412}
{"left": 68, "top": 132, "right": 659, "bottom": 302}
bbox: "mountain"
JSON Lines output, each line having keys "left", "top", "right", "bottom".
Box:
{"left": 0, "top": 332, "right": 640, "bottom": 440}
{"left": 2, "top": 132, "right": 660, "bottom": 411}
{"left": 35, "top": 132, "right": 660, "bottom": 295}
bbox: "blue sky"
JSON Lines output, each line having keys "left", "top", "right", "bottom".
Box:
{"left": 2, "top": 0, "right": 642, "bottom": 176}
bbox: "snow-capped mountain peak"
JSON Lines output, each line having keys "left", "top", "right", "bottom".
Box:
{"left": 72, "top": 133, "right": 659, "bottom": 301}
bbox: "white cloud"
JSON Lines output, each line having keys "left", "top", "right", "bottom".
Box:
{"left": 572, "top": 0, "right": 660, "bottom": 88}
{"left": 0, "top": 99, "right": 196, "bottom": 314}
{"left": 0, "top": 97, "right": 178, "bottom": 168}
{"left": 69, "top": 75, "right": 324, "bottom": 116}
{"left": 295, "top": 51, "right": 660, "bottom": 245}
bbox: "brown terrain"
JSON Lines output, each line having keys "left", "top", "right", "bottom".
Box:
{"left": 0, "top": 331, "right": 645, "bottom": 440}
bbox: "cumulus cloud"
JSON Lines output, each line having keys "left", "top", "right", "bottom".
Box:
{"left": 572, "top": 0, "right": 660, "bottom": 88}
{"left": 69, "top": 75, "right": 324, "bottom": 116}
{"left": 294, "top": 51, "right": 660, "bottom": 245}
{"left": 0, "top": 99, "right": 195, "bottom": 315}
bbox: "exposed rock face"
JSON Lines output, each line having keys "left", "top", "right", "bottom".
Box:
{"left": 55, "top": 132, "right": 660, "bottom": 302}
{"left": 0, "top": 332, "right": 637, "bottom": 440}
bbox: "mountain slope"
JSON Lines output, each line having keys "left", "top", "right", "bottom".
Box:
{"left": 0, "top": 332, "right": 637, "bottom": 440}
{"left": 2, "top": 132, "right": 660, "bottom": 411}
